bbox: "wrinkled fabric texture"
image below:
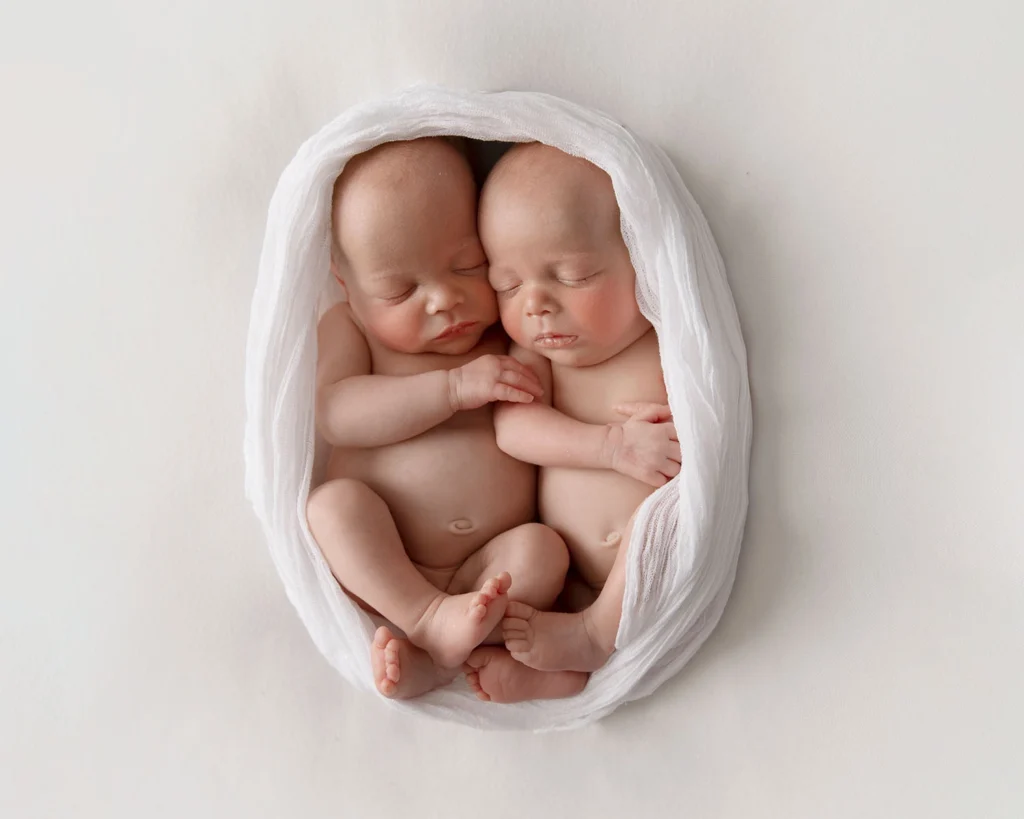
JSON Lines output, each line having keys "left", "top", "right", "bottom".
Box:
{"left": 244, "top": 86, "right": 752, "bottom": 730}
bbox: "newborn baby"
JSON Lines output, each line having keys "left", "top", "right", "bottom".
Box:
{"left": 306, "top": 138, "right": 570, "bottom": 700}
{"left": 464, "top": 143, "right": 679, "bottom": 703}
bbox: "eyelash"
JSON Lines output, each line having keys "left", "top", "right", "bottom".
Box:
{"left": 497, "top": 272, "right": 598, "bottom": 297}
{"left": 559, "top": 272, "right": 598, "bottom": 287}
{"left": 381, "top": 287, "right": 414, "bottom": 303}
{"left": 382, "top": 263, "right": 486, "bottom": 301}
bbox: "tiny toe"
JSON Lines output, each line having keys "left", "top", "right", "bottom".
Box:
{"left": 496, "top": 572, "right": 512, "bottom": 594}
{"left": 378, "top": 679, "right": 396, "bottom": 697}
{"left": 373, "top": 626, "right": 393, "bottom": 648}
{"left": 505, "top": 638, "right": 529, "bottom": 653}
{"left": 505, "top": 601, "right": 533, "bottom": 619}
{"left": 502, "top": 617, "right": 528, "bottom": 630}
{"left": 480, "top": 579, "right": 499, "bottom": 598}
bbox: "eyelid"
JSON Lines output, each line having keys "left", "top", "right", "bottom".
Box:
{"left": 381, "top": 286, "right": 415, "bottom": 303}
{"left": 559, "top": 270, "right": 600, "bottom": 285}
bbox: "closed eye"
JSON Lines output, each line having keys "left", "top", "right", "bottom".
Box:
{"left": 452, "top": 263, "right": 488, "bottom": 276}
{"left": 558, "top": 271, "right": 600, "bottom": 287}
{"left": 494, "top": 283, "right": 522, "bottom": 298}
{"left": 379, "top": 286, "right": 415, "bottom": 303}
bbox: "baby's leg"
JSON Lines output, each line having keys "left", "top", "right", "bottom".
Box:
{"left": 557, "top": 568, "right": 598, "bottom": 613}
{"left": 448, "top": 522, "right": 570, "bottom": 613}
{"left": 501, "top": 517, "right": 633, "bottom": 672}
{"left": 307, "top": 479, "right": 510, "bottom": 670}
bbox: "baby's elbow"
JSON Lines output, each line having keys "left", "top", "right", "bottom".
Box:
{"left": 492, "top": 406, "right": 516, "bottom": 455}
{"left": 315, "top": 389, "right": 345, "bottom": 448}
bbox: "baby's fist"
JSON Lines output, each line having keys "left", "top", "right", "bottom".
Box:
{"left": 448, "top": 355, "right": 544, "bottom": 411}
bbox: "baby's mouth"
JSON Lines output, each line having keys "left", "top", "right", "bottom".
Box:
{"left": 534, "top": 333, "right": 578, "bottom": 349}
{"left": 435, "top": 320, "right": 479, "bottom": 340}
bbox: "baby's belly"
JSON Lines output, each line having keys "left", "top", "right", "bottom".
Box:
{"left": 327, "top": 419, "right": 536, "bottom": 570}
{"left": 539, "top": 467, "right": 653, "bottom": 587}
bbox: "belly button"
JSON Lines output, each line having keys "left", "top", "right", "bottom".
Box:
{"left": 448, "top": 518, "right": 477, "bottom": 535}
{"left": 601, "top": 531, "right": 622, "bottom": 547}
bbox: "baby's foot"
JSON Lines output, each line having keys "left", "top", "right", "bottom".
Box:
{"left": 501, "top": 601, "right": 614, "bottom": 672}
{"left": 463, "top": 648, "right": 588, "bottom": 703}
{"left": 370, "top": 626, "right": 458, "bottom": 699}
{"left": 409, "top": 572, "right": 511, "bottom": 669}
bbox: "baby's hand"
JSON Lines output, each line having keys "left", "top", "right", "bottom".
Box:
{"left": 607, "top": 403, "right": 681, "bottom": 487}
{"left": 449, "top": 355, "right": 544, "bottom": 411}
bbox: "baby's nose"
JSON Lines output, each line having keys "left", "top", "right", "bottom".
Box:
{"left": 427, "top": 283, "right": 462, "bottom": 313}
{"left": 525, "top": 293, "right": 553, "bottom": 317}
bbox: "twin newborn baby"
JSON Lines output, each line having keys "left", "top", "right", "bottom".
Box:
{"left": 306, "top": 137, "right": 679, "bottom": 703}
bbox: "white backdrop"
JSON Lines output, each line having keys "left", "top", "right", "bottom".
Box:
{"left": 2, "top": 1, "right": 1022, "bottom": 817}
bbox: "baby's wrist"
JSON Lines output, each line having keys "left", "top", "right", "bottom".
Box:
{"left": 600, "top": 423, "right": 622, "bottom": 471}
{"left": 446, "top": 367, "right": 463, "bottom": 413}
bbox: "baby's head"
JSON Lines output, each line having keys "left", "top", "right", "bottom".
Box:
{"left": 330, "top": 137, "right": 497, "bottom": 355}
{"left": 479, "top": 143, "right": 650, "bottom": 367}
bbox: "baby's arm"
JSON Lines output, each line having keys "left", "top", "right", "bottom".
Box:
{"left": 316, "top": 306, "right": 541, "bottom": 448}
{"left": 315, "top": 305, "right": 451, "bottom": 447}
{"left": 494, "top": 345, "right": 680, "bottom": 487}
{"left": 493, "top": 347, "right": 612, "bottom": 469}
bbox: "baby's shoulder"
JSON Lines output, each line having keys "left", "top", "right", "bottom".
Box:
{"left": 316, "top": 303, "right": 372, "bottom": 380}
{"left": 318, "top": 301, "right": 358, "bottom": 335}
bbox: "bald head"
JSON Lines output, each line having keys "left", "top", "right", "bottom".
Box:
{"left": 331, "top": 138, "right": 477, "bottom": 273}
{"left": 479, "top": 143, "right": 621, "bottom": 251}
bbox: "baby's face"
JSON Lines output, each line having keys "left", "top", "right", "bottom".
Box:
{"left": 333, "top": 141, "right": 498, "bottom": 356}
{"left": 481, "top": 157, "right": 649, "bottom": 367}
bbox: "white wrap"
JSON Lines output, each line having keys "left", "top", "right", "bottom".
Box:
{"left": 245, "top": 86, "right": 751, "bottom": 730}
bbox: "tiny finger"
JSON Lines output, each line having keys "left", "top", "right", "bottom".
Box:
{"left": 644, "top": 471, "right": 668, "bottom": 488}
{"left": 501, "top": 370, "right": 543, "bottom": 398}
{"left": 505, "top": 357, "right": 542, "bottom": 380}
{"left": 495, "top": 385, "right": 535, "bottom": 403}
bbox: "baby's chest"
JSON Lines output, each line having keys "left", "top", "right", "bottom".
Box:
{"left": 553, "top": 357, "right": 668, "bottom": 425}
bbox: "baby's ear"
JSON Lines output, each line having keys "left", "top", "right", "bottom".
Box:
{"left": 330, "top": 255, "right": 348, "bottom": 297}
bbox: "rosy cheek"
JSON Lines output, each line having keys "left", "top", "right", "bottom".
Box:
{"left": 569, "top": 290, "right": 611, "bottom": 329}
{"left": 373, "top": 305, "right": 425, "bottom": 351}
{"left": 498, "top": 300, "right": 528, "bottom": 344}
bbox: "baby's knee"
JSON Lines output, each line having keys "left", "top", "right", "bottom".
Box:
{"left": 526, "top": 524, "right": 570, "bottom": 572}
{"left": 510, "top": 524, "right": 570, "bottom": 600}
{"left": 306, "top": 478, "right": 381, "bottom": 534}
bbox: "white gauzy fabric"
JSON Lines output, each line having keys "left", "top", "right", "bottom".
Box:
{"left": 245, "top": 86, "right": 751, "bottom": 731}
